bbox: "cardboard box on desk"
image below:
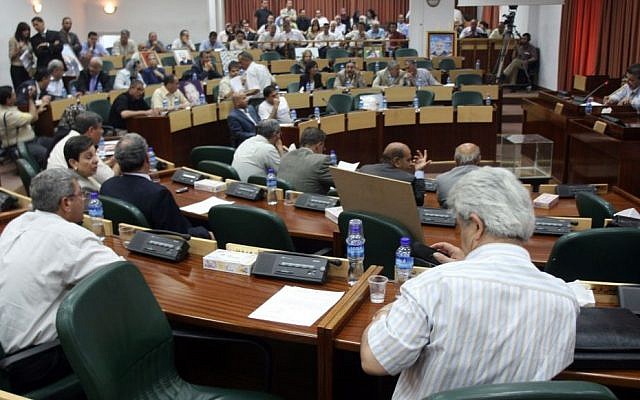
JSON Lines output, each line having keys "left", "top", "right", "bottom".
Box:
{"left": 194, "top": 179, "right": 226, "bottom": 193}
{"left": 203, "top": 249, "right": 257, "bottom": 276}
{"left": 533, "top": 193, "right": 559, "bottom": 209}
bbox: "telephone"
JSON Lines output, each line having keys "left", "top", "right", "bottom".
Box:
{"left": 555, "top": 184, "right": 596, "bottom": 198}
{"left": 294, "top": 193, "right": 339, "bottom": 211}
{"left": 126, "top": 230, "right": 190, "bottom": 262}
{"left": 172, "top": 168, "right": 204, "bottom": 186}
{"left": 225, "top": 182, "right": 265, "bottom": 201}
{"left": 252, "top": 251, "right": 330, "bottom": 284}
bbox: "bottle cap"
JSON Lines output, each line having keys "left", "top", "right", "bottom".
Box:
{"left": 90, "top": 192, "right": 98, "bottom": 200}
{"left": 400, "top": 237, "right": 410, "bottom": 246}
{"left": 348, "top": 218, "right": 363, "bottom": 234}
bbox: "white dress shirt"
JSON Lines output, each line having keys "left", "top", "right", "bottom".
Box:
{"left": 231, "top": 134, "right": 280, "bottom": 182}
{"left": 245, "top": 61, "right": 275, "bottom": 96}
{"left": 258, "top": 96, "right": 292, "bottom": 123}
{"left": 607, "top": 83, "right": 640, "bottom": 110}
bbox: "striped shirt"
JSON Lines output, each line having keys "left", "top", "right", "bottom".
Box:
{"left": 367, "top": 243, "right": 579, "bottom": 400}
{"left": 607, "top": 83, "right": 640, "bottom": 110}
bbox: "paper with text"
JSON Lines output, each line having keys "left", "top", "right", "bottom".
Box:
{"left": 180, "top": 196, "right": 234, "bottom": 215}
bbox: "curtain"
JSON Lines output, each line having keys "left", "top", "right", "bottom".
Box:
{"left": 481, "top": 6, "right": 500, "bottom": 29}
{"left": 597, "top": 0, "right": 640, "bottom": 78}
{"left": 225, "top": 0, "right": 409, "bottom": 30}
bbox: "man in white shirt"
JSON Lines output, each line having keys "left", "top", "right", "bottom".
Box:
{"left": 309, "top": 23, "right": 336, "bottom": 58}
{"left": 332, "top": 15, "right": 346, "bottom": 36}
{"left": 397, "top": 14, "right": 409, "bottom": 37}
{"left": 258, "top": 85, "right": 292, "bottom": 124}
{"left": 459, "top": 19, "right": 486, "bottom": 39}
{"left": 45, "top": 59, "right": 67, "bottom": 98}
{"left": 258, "top": 24, "right": 279, "bottom": 51}
{"left": 231, "top": 119, "right": 285, "bottom": 181}
{"left": 111, "top": 29, "right": 136, "bottom": 56}
{"left": 257, "top": 15, "right": 280, "bottom": 36}
{"left": 238, "top": 51, "right": 274, "bottom": 98}
{"left": 279, "top": 0, "right": 297, "bottom": 22}
{"left": 312, "top": 9, "right": 329, "bottom": 27}
{"left": 360, "top": 166, "right": 579, "bottom": 400}
{"left": 404, "top": 59, "right": 441, "bottom": 87}
{"left": 274, "top": 19, "right": 306, "bottom": 59}
{"left": 604, "top": 63, "right": 640, "bottom": 110}
{"left": 151, "top": 74, "right": 190, "bottom": 110}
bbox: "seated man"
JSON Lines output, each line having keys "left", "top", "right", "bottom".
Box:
{"left": 113, "top": 60, "right": 145, "bottom": 90}
{"left": 76, "top": 57, "right": 112, "bottom": 94}
{"left": 199, "top": 30, "right": 225, "bottom": 52}
{"left": 45, "top": 59, "right": 67, "bottom": 98}
{"left": 603, "top": 63, "right": 640, "bottom": 110}
{"left": 502, "top": 33, "right": 538, "bottom": 85}
{"left": 0, "top": 168, "right": 121, "bottom": 391}
{"left": 231, "top": 119, "right": 284, "bottom": 182}
{"left": 16, "top": 67, "right": 51, "bottom": 106}
{"left": 359, "top": 142, "right": 429, "bottom": 206}
{"left": 151, "top": 74, "right": 190, "bottom": 110}
{"left": 100, "top": 133, "right": 210, "bottom": 238}
{"left": 278, "top": 127, "right": 333, "bottom": 194}
{"left": 141, "top": 52, "right": 166, "bottom": 85}
{"left": 228, "top": 92, "right": 260, "bottom": 148}
{"left": 108, "top": 80, "right": 158, "bottom": 130}
{"left": 360, "top": 167, "right": 579, "bottom": 399}
{"left": 459, "top": 19, "right": 486, "bottom": 39}
{"left": 189, "top": 51, "right": 221, "bottom": 81}
{"left": 436, "top": 143, "right": 481, "bottom": 207}
{"left": 47, "top": 111, "right": 116, "bottom": 185}
{"left": 144, "top": 31, "right": 166, "bottom": 53}
{"left": 404, "top": 59, "right": 441, "bottom": 87}
{"left": 258, "top": 85, "right": 292, "bottom": 123}
{"left": 372, "top": 61, "right": 407, "bottom": 88}
{"left": 257, "top": 23, "right": 279, "bottom": 51}
{"left": 334, "top": 61, "right": 366, "bottom": 90}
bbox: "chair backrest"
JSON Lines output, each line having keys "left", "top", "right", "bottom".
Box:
{"left": 425, "top": 380, "right": 618, "bottom": 400}
{"left": 545, "top": 227, "right": 640, "bottom": 283}
{"left": 417, "top": 60, "right": 433, "bottom": 70}
{"left": 16, "top": 141, "right": 40, "bottom": 172}
{"left": 99, "top": 195, "right": 150, "bottom": 235}
{"left": 56, "top": 261, "right": 175, "bottom": 400}
{"left": 326, "top": 48, "right": 349, "bottom": 61}
{"left": 260, "top": 51, "right": 281, "bottom": 61}
{"left": 395, "top": 48, "right": 418, "bottom": 58}
{"left": 333, "top": 63, "right": 347, "bottom": 73}
{"left": 102, "top": 60, "right": 114, "bottom": 74}
{"left": 290, "top": 64, "right": 303, "bottom": 74}
{"left": 212, "top": 85, "right": 220, "bottom": 103}
{"left": 248, "top": 175, "right": 294, "bottom": 191}
{"left": 326, "top": 93, "right": 353, "bottom": 114}
{"left": 15, "top": 158, "right": 37, "bottom": 196}
{"left": 337, "top": 210, "right": 413, "bottom": 278}
{"left": 438, "top": 58, "right": 457, "bottom": 71}
{"left": 366, "top": 61, "right": 388, "bottom": 72}
{"left": 456, "top": 73, "right": 483, "bottom": 86}
{"left": 161, "top": 55, "right": 176, "bottom": 67}
{"left": 190, "top": 145, "right": 235, "bottom": 166}
{"left": 87, "top": 99, "right": 112, "bottom": 123}
{"left": 197, "top": 160, "right": 240, "bottom": 181}
{"left": 575, "top": 192, "right": 616, "bottom": 228}
{"left": 452, "top": 91, "right": 484, "bottom": 107}
{"left": 287, "top": 82, "right": 300, "bottom": 93}
{"left": 208, "top": 204, "right": 295, "bottom": 251}
{"left": 143, "top": 96, "right": 151, "bottom": 107}
{"left": 326, "top": 76, "right": 336, "bottom": 89}
{"left": 416, "top": 90, "right": 435, "bottom": 107}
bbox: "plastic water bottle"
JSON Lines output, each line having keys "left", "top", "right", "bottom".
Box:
{"left": 381, "top": 95, "right": 387, "bottom": 110}
{"left": 96, "top": 81, "right": 103, "bottom": 92}
{"left": 239, "top": 67, "right": 245, "bottom": 76}
{"left": 394, "top": 237, "right": 414, "bottom": 295}
{"left": 199, "top": 93, "right": 206, "bottom": 105}
{"left": 148, "top": 146, "right": 159, "bottom": 182}
{"left": 87, "top": 192, "right": 105, "bottom": 240}
{"left": 413, "top": 95, "right": 420, "bottom": 111}
{"left": 358, "top": 97, "right": 364, "bottom": 110}
{"left": 173, "top": 96, "right": 180, "bottom": 109}
{"left": 61, "top": 86, "right": 67, "bottom": 97}
{"left": 192, "top": 72, "right": 197, "bottom": 81}
{"left": 374, "top": 61, "right": 380, "bottom": 72}
{"left": 329, "top": 150, "right": 337, "bottom": 165}
{"left": 162, "top": 98, "right": 168, "bottom": 111}
{"left": 70, "top": 85, "right": 77, "bottom": 97}
{"left": 475, "top": 59, "right": 481, "bottom": 70}
{"left": 346, "top": 219, "right": 365, "bottom": 286}
{"left": 290, "top": 109, "right": 297, "bottom": 121}
{"left": 266, "top": 168, "right": 278, "bottom": 205}
{"left": 314, "top": 106, "right": 320, "bottom": 120}
{"left": 306, "top": 82, "right": 312, "bottom": 93}
{"left": 274, "top": 84, "right": 280, "bottom": 92}
{"left": 340, "top": 64, "right": 345, "bottom": 71}
{"left": 446, "top": 75, "right": 452, "bottom": 85}
{"left": 485, "top": 95, "right": 492, "bottom": 106}
{"left": 98, "top": 137, "right": 106, "bottom": 159}
{"left": 585, "top": 96, "right": 593, "bottom": 115}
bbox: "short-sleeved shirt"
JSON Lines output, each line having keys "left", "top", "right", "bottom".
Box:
{"left": 0, "top": 105, "right": 35, "bottom": 148}
{"left": 108, "top": 92, "right": 150, "bottom": 130}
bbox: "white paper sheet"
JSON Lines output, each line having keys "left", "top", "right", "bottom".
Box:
{"left": 614, "top": 208, "right": 640, "bottom": 220}
{"left": 337, "top": 161, "right": 359, "bottom": 171}
{"left": 230, "top": 76, "right": 245, "bottom": 92}
{"left": 249, "top": 285, "right": 344, "bottom": 326}
{"left": 180, "top": 196, "right": 234, "bottom": 214}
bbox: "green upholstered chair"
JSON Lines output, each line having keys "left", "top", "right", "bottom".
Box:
{"left": 287, "top": 82, "right": 300, "bottom": 93}
{"left": 326, "top": 48, "right": 349, "bottom": 61}
{"left": 416, "top": 90, "right": 435, "bottom": 107}
{"left": 438, "top": 58, "right": 457, "bottom": 71}
{"left": 326, "top": 93, "right": 353, "bottom": 114}
{"left": 452, "top": 91, "right": 484, "bottom": 107}
{"left": 424, "top": 381, "right": 618, "bottom": 400}
{"left": 289, "top": 64, "right": 303, "bottom": 74}
{"left": 144, "top": 96, "right": 151, "bottom": 107}
{"left": 208, "top": 204, "right": 295, "bottom": 251}
{"left": 86, "top": 99, "right": 116, "bottom": 135}
{"left": 575, "top": 191, "right": 616, "bottom": 228}
{"left": 15, "top": 159, "right": 37, "bottom": 196}
{"left": 545, "top": 227, "right": 640, "bottom": 283}
{"left": 260, "top": 51, "right": 281, "bottom": 61}
{"left": 366, "top": 61, "right": 388, "bottom": 72}
{"left": 17, "top": 141, "right": 40, "bottom": 172}
{"left": 326, "top": 76, "right": 336, "bottom": 89}
{"left": 101, "top": 60, "right": 114, "bottom": 74}
{"left": 338, "top": 210, "right": 413, "bottom": 278}
{"left": 190, "top": 145, "right": 236, "bottom": 167}
{"left": 56, "top": 261, "right": 280, "bottom": 400}
{"left": 394, "top": 48, "right": 419, "bottom": 58}
{"left": 211, "top": 85, "right": 219, "bottom": 103}
{"left": 197, "top": 160, "right": 240, "bottom": 181}
{"left": 417, "top": 60, "right": 433, "bottom": 70}
{"left": 161, "top": 55, "right": 176, "bottom": 67}
{"left": 98, "top": 195, "right": 150, "bottom": 235}
{"left": 248, "top": 175, "right": 294, "bottom": 191}
{"left": 455, "top": 73, "right": 483, "bottom": 86}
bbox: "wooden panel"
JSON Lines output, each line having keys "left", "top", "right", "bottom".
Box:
{"left": 108, "top": 89, "right": 126, "bottom": 103}
{"left": 211, "top": 51, "right": 222, "bottom": 65}
{"left": 298, "top": 119, "right": 318, "bottom": 137}
{"left": 593, "top": 120, "right": 607, "bottom": 134}
{"left": 168, "top": 109, "right": 192, "bottom": 132}
{"left": 428, "top": 85, "right": 453, "bottom": 101}
{"left": 255, "top": 61, "right": 269, "bottom": 69}
{"left": 316, "top": 58, "right": 330, "bottom": 71}
{"left": 457, "top": 105, "right": 493, "bottom": 123}
{"left": 347, "top": 110, "right": 376, "bottom": 130}
{"left": 574, "top": 75, "right": 587, "bottom": 92}
{"left": 431, "top": 70, "right": 442, "bottom": 83}
{"left": 82, "top": 215, "right": 113, "bottom": 237}
{"left": 384, "top": 107, "right": 416, "bottom": 127}
{"left": 350, "top": 87, "right": 382, "bottom": 96}
{"left": 274, "top": 74, "right": 300, "bottom": 89}
{"left": 270, "top": 59, "right": 296, "bottom": 74}
{"left": 218, "top": 101, "right": 233, "bottom": 120}
{"left": 419, "top": 106, "right": 454, "bottom": 124}
{"left": 312, "top": 89, "right": 341, "bottom": 107}
{"left": 320, "top": 72, "right": 336, "bottom": 86}
{"left": 0, "top": 188, "right": 31, "bottom": 209}
{"left": 449, "top": 69, "right": 483, "bottom": 82}
{"left": 431, "top": 56, "right": 464, "bottom": 69}
{"left": 361, "top": 71, "right": 375, "bottom": 85}
{"left": 144, "top": 83, "right": 162, "bottom": 97}
{"left": 461, "top": 84, "right": 499, "bottom": 99}
{"left": 49, "top": 97, "right": 75, "bottom": 121}
{"left": 78, "top": 92, "right": 109, "bottom": 105}
{"left": 173, "top": 65, "right": 192, "bottom": 80}
{"left": 319, "top": 114, "right": 345, "bottom": 135}
{"left": 247, "top": 48, "right": 263, "bottom": 61}
{"left": 206, "top": 78, "right": 222, "bottom": 95}
{"left": 101, "top": 55, "right": 124, "bottom": 69}
{"left": 284, "top": 92, "right": 310, "bottom": 109}
{"left": 460, "top": 43, "right": 488, "bottom": 50}
{"left": 192, "top": 103, "right": 217, "bottom": 125}
{"left": 334, "top": 57, "right": 364, "bottom": 70}
{"left": 384, "top": 86, "right": 416, "bottom": 102}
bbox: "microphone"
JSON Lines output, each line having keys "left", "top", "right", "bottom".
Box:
{"left": 573, "top": 80, "right": 609, "bottom": 104}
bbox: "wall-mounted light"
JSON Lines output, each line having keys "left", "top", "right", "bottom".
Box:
{"left": 103, "top": 2, "right": 117, "bottom": 14}
{"left": 32, "top": 1, "right": 42, "bottom": 13}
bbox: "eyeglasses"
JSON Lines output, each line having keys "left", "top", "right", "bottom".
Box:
{"left": 68, "top": 191, "right": 87, "bottom": 200}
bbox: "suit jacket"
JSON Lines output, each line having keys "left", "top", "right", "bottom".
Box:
{"left": 30, "top": 30, "right": 64, "bottom": 69}
{"left": 227, "top": 106, "right": 260, "bottom": 148}
{"left": 358, "top": 163, "right": 426, "bottom": 206}
{"left": 278, "top": 148, "right": 334, "bottom": 194}
{"left": 436, "top": 164, "right": 479, "bottom": 208}
{"left": 76, "top": 70, "right": 112, "bottom": 93}
{"left": 189, "top": 62, "right": 221, "bottom": 81}
{"left": 100, "top": 174, "right": 209, "bottom": 238}
{"left": 15, "top": 80, "right": 48, "bottom": 106}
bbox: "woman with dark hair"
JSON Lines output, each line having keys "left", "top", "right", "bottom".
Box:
{"left": 8, "top": 22, "right": 34, "bottom": 89}
{"left": 292, "top": 49, "right": 313, "bottom": 74}
{"left": 365, "top": 9, "right": 377, "bottom": 26}
{"left": 298, "top": 61, "right": 324, "bottom": 92}
{"left": 306, "top": 19, "right": 321, "bottom": 41}
{"left": 63, "top": 135, "right": 100, "bottom": 192}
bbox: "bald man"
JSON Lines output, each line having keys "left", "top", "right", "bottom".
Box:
{"left": 227, "top": 92, "right": 260, "bottom": 148}
{"left": 359, "top": 142, "right": 430, "bottom": 206}
{"left": 436, "top": 143, "right": 481, "bottom": 207}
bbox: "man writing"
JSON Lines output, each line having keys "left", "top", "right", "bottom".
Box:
{"left": 278, "top": 127, "right": 334, "bottom": 194}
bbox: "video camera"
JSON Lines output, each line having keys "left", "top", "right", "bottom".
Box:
{"left": 502, "top": 5, "right": 518, "bottom": 31}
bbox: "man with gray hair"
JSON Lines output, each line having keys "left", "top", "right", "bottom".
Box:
{"left": 231, "top": 119, "right": 285, "bottom": 182}
{"left": 0, "top": 168, "right": 120, "bottom": 365}
{"left": 111, "top": 29, "right": 136, "bottom": 56}
{"left": 360, "top": 167, "right": 578, "bottom": 399}
{"left": 372, "top": 61, "right": 407, "bottom": 88}
{"left": 45, "top": 59, "right": 67, "bottom": 98}
{"left": 278, "top": 127, "right": 334, "bottom": 194}
{"left": 100, "top": 133, "right": 211, "bottom": 239}
{"left": 436, "top": 142, "right": 481, "bottom": 207}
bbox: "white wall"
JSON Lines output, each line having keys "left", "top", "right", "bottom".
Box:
{"left": 409, "top": 0, "right": 456, "bottom": 57}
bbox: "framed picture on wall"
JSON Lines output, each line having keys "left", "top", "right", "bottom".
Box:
{"left": 140, "top": 50, "right": 161, "bottom": 68}
{"left": 426, "top": 31, "right": 457, "bottom": 57}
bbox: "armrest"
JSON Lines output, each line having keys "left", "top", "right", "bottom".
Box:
{"left": 0, "top": 340, "right": 61, "bottom": 370}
